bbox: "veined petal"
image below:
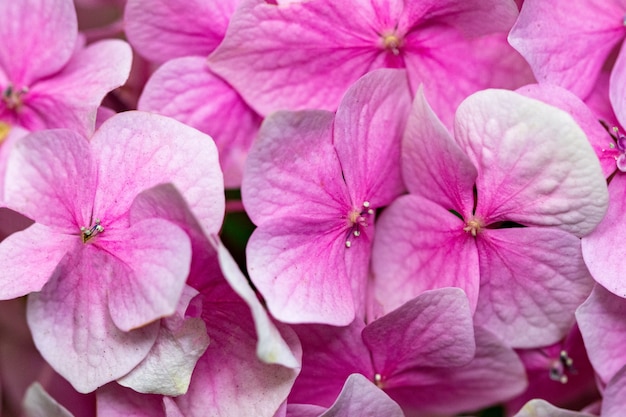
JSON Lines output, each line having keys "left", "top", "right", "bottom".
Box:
{"left": 474, "top": 227, "right": 594, "bottom": 348}
{"left": 455, "top": 89, "right": 608, "bottom": 237}
{"left": 333, "top": 69, "right": 411, "bottom": 207}
{"left": 27, "top": 245, "right": 159, "bottom": 393}
{"left": 138, "top": 56, "right": 261, "bottom": 188}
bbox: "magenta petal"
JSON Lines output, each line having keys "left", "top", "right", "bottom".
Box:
{"left": 371, "top": 195, "right": 480, "bottom": 314}
{"left": 138, "top": 56, "right": 261, "bottom": 188}
{"left": 91, "top": 111, "right": 224, "bottom": 235}
{"left": 474, "top": 227, "right": 593, "bottom": 348}
{"left": 0, "top": 224, "right": 76, "bottom": 299}
{"left": 364, "top": 288, "right": 475, "bottom": 376}
{"left": 247, "top": 219, "right": 355, "bottom": 325}
{"left": 455, "top": 89, "right": 608, "bottom": 236}
{"left": 27, "top": 246, "right": 159, "bottom": 393}
{"left": 4, "top": 129, "right": 95, "bottom": 231}
{"left": 402, "top": 89, "right": 477, "bottom": 215}
{"left": 125, "top": 0, "right": 237, "bottom": 62}
{"left": 103, "top": 219, "right": 191, "bottom": 331}
{"left": 576, "top": 284, "right": 626, "bottom": 385}
{"left": 0, "top": 0, "right": 77, "bottom": 83}
{"left": 242, "top": 110, "right": 349, "bottom": 225}
{"left": 333, "top": 69, "right": 411, "bottom": 206}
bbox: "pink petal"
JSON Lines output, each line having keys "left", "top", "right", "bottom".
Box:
{"left": 333, "top": 69, "right": 411, "bottom": 207}
{"left": 97, "top": 384, "right": 165, "bottom": 417}
{"left": 138, "top": 56, "right": 262, "bottom": 188}
{"left": 103, "top": 218, "right": 192, "bottom": 331}
{"left": 371, "top": 195, "right": 480, "bottom": 314}
{"left": 610, "top": 43, "right": 626, "bottom": 129}
{"left": 402, "top": 89, "right": 476, "bottom": 216}
{"left": 582, "top": 175, "right": 626, "bottom": 296}
{"left": 22, "top": 383, "right": 74, "bottom": 417}
{"left": 91, "top": 111, "right": 224, "bottom": 236}
{"left": 576, "top": 284, "right": 626, "bottom": 385}
{"left": 0, "top": 224, "right": 77, "bottom": 299}
{"left": 27, "top": 246, "right": 159, "bottom": 393}
{"left": 22, "top": 39, "right": 132, "bottom": 137}
{"left": 474, "top": 227, "right": 594, "bottom": 348}
{"left": 0, "top": 125, "right": 28, "bottom": 202}
{"left": 508, "top": 0, "right": 626, "bottom": 99}
{"left": 124, "top": 0, "right": 237, "bottom": 63}
{"left": 363, "top": 288, "right": 475, "bottom": 376}
{"left": 0, "top": 0, "right": 77, "bottom": 84}
{"left": 319, "top": 373, "right": 404, "bottom": 417}
{"left": 602, "top": 365, "right": 626, "bottom": 417}
{"left": 4, "top": 129, "right": 96, "bottom": 231}
{"left": 386, "top": 326, "right": 527, "bottom": 415}
{"left": 246, "top": 218, "right": 355, "bottom": 325}
{"left": 512, "top": 399, "right": 593, "bottom": 417}
{"left": 455, "top": 89, "right": 608, "bottom": 237}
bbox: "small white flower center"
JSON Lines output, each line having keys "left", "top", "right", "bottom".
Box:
{"left": 549, "top": 350, "right": 575, "bottom": 384}
{"left": 81, "top": 219, "right": 104, "bottom": 243}
{"left": 463, "top": 217, "right": 483, "bottom": 237}
{"left": 345, "top": 201, "right": 374, "bottom": 248}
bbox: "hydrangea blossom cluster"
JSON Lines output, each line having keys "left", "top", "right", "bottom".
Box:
{"left": 0, "top": 0, "right": 623, "bottom": 416}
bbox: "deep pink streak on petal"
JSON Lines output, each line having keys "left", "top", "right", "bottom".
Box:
{"left": 4, "top": 129, "right": 96, "bottom": 231}
{"left": 474, "top": 227, "right": 593, "bottom": 348}
{"left": 91, "top": 111, "right": 224, "bottom": 236}
{"left": 333, "top": 69, "right": 411, "bottom": 207}
{"left": 27, "top": 245, "right": 159, "bottom": 393}
{"left": 402, "top": 88, "right": 476, "bottom": 216}
{"left": 138, "top": 56, "right": 262, "bottom": 188}
{"left": 125, "top": 0, "right": 237, "bottom": 63}
{"left": 0, "top": 224, "right": 77, "bottom": 300}
{"left": 455, "top": 89, "right": 608, "bottom": 237}
{"left": 0, "top": 0, "right": 77, "bottom": 84}
{"left": 242, "top": 110, "right": 350, "bottom": 226}
{"left": 363, "top": 288, "right": 475, "bottom": 380}
{"left": 247, "top": 218, "right": 355, "bottom": 325}
{"left": 582, "top": 175, "right": 626, "bottom": 296}
{"left": 508, "top": 0, "right": 626, "bottom": 99}
{"left": 371, "top": 195, "right": 480, "bottom": 315}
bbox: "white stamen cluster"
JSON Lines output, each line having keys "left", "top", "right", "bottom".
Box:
{"left": 81, "top": 219, "right": 104, "bottom": 243}
{"left": 345, "top": 201, "right": 374, "bottom": 248}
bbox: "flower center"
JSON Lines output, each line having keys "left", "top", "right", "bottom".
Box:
{"left": 80, "top": 219, "right": 104, "bottom": 243}
{"left": 549, "top": 350, "right": 576, "bottom": 384}
{"left": 603, "top": 126, "right": 626, "bottom": 172}
{"left": 2, "top": 84, "right": 29, "bottom": 111}
{"left": 345, "top": 201, "right": 374, "bottom": 248}
{"left": 373, "top": 372, "right": 384, "bottom": 388}
{"left": 0, "top": 122, "right": 10, "bottom": 144}
{"left": 381, "top": 32, "right": 403, "bottom": 56}
{"left": 463, "top": 217, "right": 484, "bottom": 237}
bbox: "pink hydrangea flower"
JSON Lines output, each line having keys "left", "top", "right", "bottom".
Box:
{"left": 0, "top": 112, "right": 224, "bottom": 392}
{"left": 242, "top": 69, "right": 411, "bottom": 325}
{"left": 372, "top": 89, "right": 608, "bottom": 347}
{"left": 0, "top": 0, "right": 132, "bottom": 136}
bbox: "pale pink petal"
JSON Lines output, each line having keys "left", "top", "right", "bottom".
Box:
{"left": 582, "top": 175, "right": 626, "bottom": 296}
{"left": 319, "top": 374, "right": 404, "bottom": 417}
{"left": 474, "top": 227, "right": 594, "bottom": 348}
{"left": 138, "top": 56, "right": 261, "bottom": 188}
{"left": 0, "top": 0, "right": 77, "bottom": 84}
{"left": 402, "top": 89, "right": 476, "bottom": 216}
{"left": 386, "top": 326, "right": 527, "bottom": 415}
{"left": 371, "top": 195, "right": 480, "bottom": 314}
{"left": 513, "top": 399, "right": 593, "bottom": 417}
{"left": 174, "top": 302, "right": 300, "bottom": 417}
{"left": 242, "top": 110, "right": 349, "bottom": 225}
{"left": 97, "top": 384, "right": 165, "bottom": 417}
{"left": 610, "top": 43, "right": 626, "bottom": 129}
{"left": 508, "top": 0, "right": 626, "bottom": 98}
{"left": 286, "top": 404, "right": 325, "bottom": 417}
{"left": 333, "top": 69, "right": 411, "bottom": 206}
{"left": 163, "top": 397, "right": 184, "bottom": 417}
{"left": 91, "top": 111, "right": 224, "bottom": 235}
{"left": 455, "top": 89, "right": 608, "bottom": 237}
{"left": 602, "top": 365, "right": 626, "bottom": 417}
{"left": 103, "top": 219, "right": 191, "bottom": 331}
{"left": 576, "top": 284, "right": 626, "bottom": 385}
{"left": 0, "top": 224, "right": 77, "bottom": 299}
{"left": 208, "top": 0, "right": 384, "bottom": 115}
{"left": 586, "top": 70, "right": 620, "bottom": 130}
{"left": 364, "top": 288, "right": 475, "bottom": 377}
{"left": 125, "top": 0, "right": 237, "bottom": 63}
{"left": 517, "top": 83, "right": 617, "bottom": 178}
{"left": 0, "top": 124, "right": 28, "bottom": 202}
{"left": 22, "top": 40, "right": 132, "bottom": 137}
{"left": 27, "top": 246, "right": 159, "bottom": 393}
{"left": 290, "top": 321, "right": 374, "bottom": 408}
{"left": 247, "top": 219, "right": 355, "bottom": 325}
{"left": 4, "top": 129, "right": 96, "bottom": 231}
{"left": 22, "top": 383, "right": 74, "bottom": 417}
